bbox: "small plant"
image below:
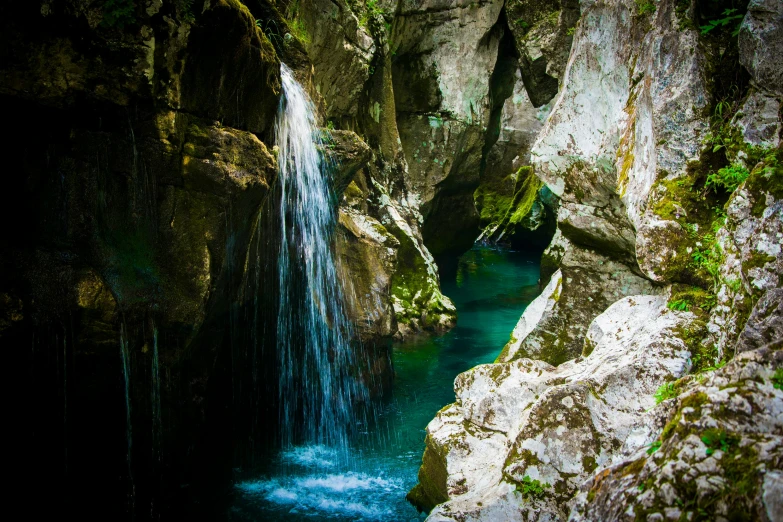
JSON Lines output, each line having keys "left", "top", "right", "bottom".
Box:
{"left": 654, "top": 382, "right": 678, "bottom": 404}
{"left": 516, "top": 475, "right": 550, "bottom": 499}
{"left": 702, "top": 358, "right": 727, "bottom": 372}
{"left": 177, "top": 0, "right": 195, "bottom": 22}
{"left": 700, "top": 8, "right": 744, "bottom": 36}
{"left": 326, "top": 120, "right": 335, "bottom": 131}
{"left": 515, "top": 19, "right": 530, "bottom": 30}
{"left": 102, "top": 0, "right": 136, "bottom": 28}
{"left": 701, "top": 428, "right": 736, "bottom": 456}
{"left": 690, "top": 232, "right": 724, "bottom": 292}
{"left": 667, "top": 299, "right": 690, "bottom": 312}
{"left": 725, "top": 278, "right": 742, "bottom": 293}
{"left": 706, "top": 164, "right": 750, "bottom": 193}
{"left": 566, "top": 26, "right": 575, "bottom": 36}
{"left": 359, "top": 0, "right": 390, "bottom": 30}
{"left": 772, "top": 368, "right": 783, "bottom": 390}
{"left": 635, "top": 0, "right": 656, "bottom": 15}
{"left": 647, "top": 440, "right": 662, "bottom": 455}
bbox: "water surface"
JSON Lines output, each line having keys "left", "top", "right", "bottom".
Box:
{"left": 231, "top": 245, "right": 541, "bottom": 521}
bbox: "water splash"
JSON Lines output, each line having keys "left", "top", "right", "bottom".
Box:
{"left": 275, "top": 64, "right": 366, "bottom": 452}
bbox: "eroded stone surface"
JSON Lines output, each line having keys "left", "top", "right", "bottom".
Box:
{"left": 411, "top": 295, "right": 696, "bottom": 520}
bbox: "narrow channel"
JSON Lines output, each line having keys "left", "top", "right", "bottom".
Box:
{"left": 230, "top": 245, "right": 541, "bottom": 521}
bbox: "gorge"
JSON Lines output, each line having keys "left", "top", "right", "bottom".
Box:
{"left": 1, "top": 0, "right": 781, "bottom": 521}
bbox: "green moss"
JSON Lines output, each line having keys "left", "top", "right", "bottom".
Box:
{"left": 407, "top": 435, "right": 450, "bottom": 512}
{"left": 674, "top": 0, "right": 695, "bottom": 30}
{"left": 746, "top": 147, "right": 783, "bottom": 217}
{"left": 771, "top": 368, "right": 783, "bottom": 390}
{"left": 474, "top": 166, "right": 544, "bottom": 240}
{"left": 582, "top": 338, "right": 596, "bottom": 358}
{"left": 101, "top": 0, "right": 136, "bottom": 28}
{"left": 582, "top": 455, "right": 598, "bottom": 473}
{"left": 669, "top": 284, "right": 716, "bottom": 314}
{"left": 621, "top": 457, "right": 647, "bottom": 476}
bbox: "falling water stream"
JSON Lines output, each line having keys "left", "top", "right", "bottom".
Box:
{"left": 229, "top": 64, "right": 543, "bottom": 521}
{"left": 274, "top": 63, "right": 365, "bottom": 451}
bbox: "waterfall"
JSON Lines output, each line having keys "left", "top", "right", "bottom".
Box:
{"left": 275, "top": 64, "right": 366, "bottom": 453}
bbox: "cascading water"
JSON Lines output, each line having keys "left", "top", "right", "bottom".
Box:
{"left": 274, "top": 63, "right": 367, "bottom": 453}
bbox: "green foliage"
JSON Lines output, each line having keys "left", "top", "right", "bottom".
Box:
{"left": 326, "top": 120, "right": 335, "bottom": 131}
{"left": 359, "top": 0, "right": 390, "bottom": 30}
{"left": 258, "top": 19, "right": 285, "bottom": 49}
{"left": 701, "top": 428, "right": 737, "bottom": 456}
{"left": 566, "top": 26, "right": 575, "bottom": 36}
{"left": 635, "top": 0, "right": 656, "bottom": 15}
{"left": 690, "top": 229, "right": 724, "bottom": 292}
{"left": 177, "top": 0, "right": 195, "bottom": 23}
{"left": 654, "top": 382, "right": 678, "bottom": 404}
{"left": 667, "top": 299, "right": 690, "bottom": 311}
{"left": 516, "top": 475, "right": 550, "bottom": 499}
{"left": 706, "top": 164, "right": 750, "bottom": 193}
{"left": 700, "top": 8, "right": 744, "bottom": 36}
{"left": 701, "top": 358, "right": 727, "bottom": 372}
{"left": 772, "top": 368, "right": 783, "bottom": 390}
{"left": 514, "top": 19, "right": 530, "bottom": 29}
{"left": 102, "top": 0, "right": 135, "bottom": 28}
{"left": 647, "top": 440, "right": 662, "bottom": 455}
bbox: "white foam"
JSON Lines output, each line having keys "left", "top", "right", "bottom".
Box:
{"left": 236, "top": 470, "right": 406, "bottom": 520}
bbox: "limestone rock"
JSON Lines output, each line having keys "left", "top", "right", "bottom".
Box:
{"left": 704, "top": 158, "right": 783, "bottom": 358}
{"left": 476, "top": 71, "right": 557, "bottom": 247}
{"left": 739, "top": 0, "right": 783, "bottom": 97}
{"left": 298, "top": 0, "right": 376, "bottom": 122}
{"left": 531, "top": 0, "right": 710, "bottom": 272}
{"left": 336, "top": 208, "right": 398, "bottom": 342}
{"left": 571, "top": 345, "right": 783, "bottom": 522}
{"left": 392, "top": 0, "right": 506, "bottom": 256}
{"left": 498, "top": 237, "right": 659, "bottom": 366}
{"left": 736, "top": 288, "right": 783, "bottom": 353}
{"left": 410, "top": 295, "right": 696, "bottom": 519}
{"left": 506, "top": 0, "right": 580, "bottom": 107}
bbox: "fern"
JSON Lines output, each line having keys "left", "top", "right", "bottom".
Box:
{"left": 700, "top": 8, "right": 744, "bottom": 36}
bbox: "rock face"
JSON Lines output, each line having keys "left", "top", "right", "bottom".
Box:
{"left": 506, "top": 0, "right": 580, "bottom": 107}
{"left": 571, "top": 346, "right": 783, "bottom": 522}
{"left": 410, "top": 0, "right": 783, "bottom": 519}
{"left": 392, "top": 0, "right": 507, "bottom": 256}
{"left": 408, "top": 295, "right": 696, "bottom": 518}
{"left": 474, "top": 72, "right": 558, "bottom": 248}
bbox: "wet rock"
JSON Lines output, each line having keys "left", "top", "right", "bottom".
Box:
{"left": 296, "top": 0, "right": 375, "bottom": 122}
{"left": 475, "top": 70, "right": 557, "bottom": 248}
{"left": 506, "top": 0, "right": 580, "bottom": 107}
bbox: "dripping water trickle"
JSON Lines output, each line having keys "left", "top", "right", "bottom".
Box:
{"left": 151, "top": 324, "right": 162, "bottom": 462}
{"left": 119, "top": 323, "right": 135, "bottom": 507}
